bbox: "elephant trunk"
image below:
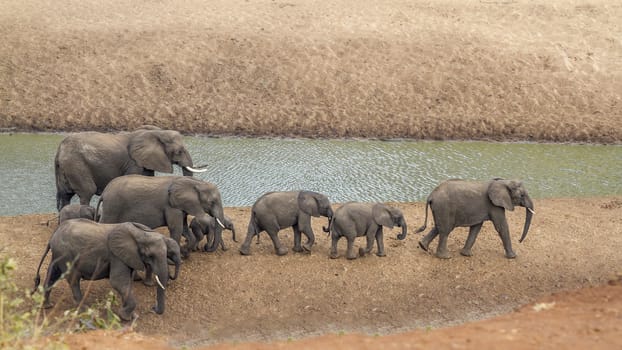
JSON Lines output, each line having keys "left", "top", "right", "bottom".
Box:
{"left": 519, "top": 197, "right": 535, "bottom": 243}
{"left": 397, "top": 220, "right": 408, "bottom": 240}
{"left": 230, "top": 226, "right": 238, "bottom": 243}
{"left": 205, "top": 225, "right": 223, "bottom": 252}
{"left": 153, "top": 267, "right": 168, "bottom": 315}
{"left": 322, "top": 216, "right": 333, "bottom": 233}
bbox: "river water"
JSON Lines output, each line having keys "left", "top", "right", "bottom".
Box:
{"left": 1, "top": 133, "right": 620, "bottom": 216}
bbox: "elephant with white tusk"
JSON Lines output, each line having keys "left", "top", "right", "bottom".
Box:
{"left": 54, "top": 125, "right": 206, "bottom": 211}
{"left": 97, "top": 175, "right": 227, "bottom": 258}
{"left": 32, "top": 219, "right": 181, "bottom": 321}
{"left": 416, "top": 178, "right": 535, "bottom": 259}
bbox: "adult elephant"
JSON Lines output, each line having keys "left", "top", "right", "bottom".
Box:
{"left": 97, "top": 175, "right": 226, "bottom": 257}
{"left": 188, "top": 215, "right": 236, "bottom": 252}
{"left": 32, "top": 219, "right": 180, "bottom": 321}
{"left": 326, "top": 202, "right": 408, "bottom": 259}
{"left": 416, "top": 178, "right": 535, "bottom": 259}
{"left": 54, "top": 126, "right": 206, "bottom": 210}
{"left": 239, "top": 191, "right": 333, "bottom": 256}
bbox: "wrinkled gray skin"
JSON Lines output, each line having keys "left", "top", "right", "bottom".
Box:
{"left": 58, "top": 204, "right": 96, "bottom": 224}
{"left": 188, "top": 215, "right": 237, "bottom": 252}
{"left": 98, "top": 175, "right": 226, "bottom": 258}
{"left": 239, "top": 191, "right": 333, "bottom": 256}
{"left": 32, "top": 219, "right": 179, "bottom": 321}
{"left": 55, "top": 126, "right": 205, "bottom": 211}
{"left": 417, "top": 179, "right": 535, "bottom": 259}
{"left": 327, "top": 202, "right": 408, "bottom": 259}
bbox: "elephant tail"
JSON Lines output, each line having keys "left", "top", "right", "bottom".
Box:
{"left": 415, "top": 199, "right": 431, "bottom": 233}
{"left": 32, "top": 243, "right": 51, "bottom": 295}
{"left": 247, "top": 211, "right": 261, "bottom": 244}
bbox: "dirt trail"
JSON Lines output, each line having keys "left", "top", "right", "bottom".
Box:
{"left": 3, "top": 197, "right": 621, "bottom": 348}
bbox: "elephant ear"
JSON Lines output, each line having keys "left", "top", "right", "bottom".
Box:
{"left": 298, "top": 191, "right": 320, "bottom": 217}
{"left": 128, "top": 130, "right": 176, "bottom": 173}
{"left": 107, "top": 223, "right": 146, "bottom": 272}
{"left": 372, "top": 204, "right": 394, "bottom": 228}
{"left": 168, "top": 177, "right": 207, "bottom": 217}
{"left": 488, "top": 180, "right": 515, "bottom": 211}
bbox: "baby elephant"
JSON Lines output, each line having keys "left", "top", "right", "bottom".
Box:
{"left": 58, "top": 204, "right": 96, "bottom": 224}
{"left": 188, "top": 215, "right": 237, "bottom": 252}
{"left": 239, "top": 191, "right": 333, "bottom": 256}
{"left": 416, "top": 178, "right": 535, "bottom": 259}
{"left": 327, "top": 202, "right": 408, "bottom": 259}
{"left": 33, "top": 219, "right": 180, "bottom": 321}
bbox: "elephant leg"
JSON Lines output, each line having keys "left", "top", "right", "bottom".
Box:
{"left": 239, "top": 231, "right": 256, "bottom": 255}
{"left": 302, "top": 229, "right": 315, "bottom": 252}
{"left": 165, "top": 211, "right": 189, "bottom": 258}
{"left": 109, "top": 263, "right": 136, "bottom": 321}
{"left": 461, "top": 223, "right": 483, "bottom": 257}
{"left": 346, "top": 236, "right": 357, "bottom": 260}
{"left": 492, "top": 218, "right": 516, "bottom": 259}
{"left": 329, "top": 232, "right": 341, "bottom": 259}
{"left": 267, "top": 229, "right": 288, "bottom": 256}
{"left": 292, "top": 225, "right": 304, "bottom": 253}
{"left": 68, "top": 272, "right": 83, "bottom": 304}
{"left": 418, "top": 227, "right": 439, "bottom": 252}
{"left": 375, "top": 227, "right": 386, "bottom": 257}
{"left": 359, "top": 230, "right": 376, "bottom": 257}
{"left": 42, "top": 263, "right": 63, "bottom": 308}
{"left": 435, "top": 230, "right": 452, "bottom": 259}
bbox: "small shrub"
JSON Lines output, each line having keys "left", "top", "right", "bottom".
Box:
{"left": 0, "top": 256, "right": 122, "bottom": 349}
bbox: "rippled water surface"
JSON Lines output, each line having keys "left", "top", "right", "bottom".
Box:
{"left": 1, "top": 133, "right": 620, "bottom": 215}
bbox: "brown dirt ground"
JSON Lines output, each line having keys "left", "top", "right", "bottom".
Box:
{"left": 4, "top": 197, "right": 622, "bottom": 349}
{"left": 1, "top": 0, "right": 622, "bottom": 143}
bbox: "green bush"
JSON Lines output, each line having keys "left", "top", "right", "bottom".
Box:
{"left": 0, "top": 256, "right": 123, "bottom": 349}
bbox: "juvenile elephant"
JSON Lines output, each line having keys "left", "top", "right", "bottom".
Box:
{"left": 58, "top": 204, "right": 96, "bottom": 224}
{"left": 97, "top": 175, "right": 226, "bottom": 257}
{"left": 327, "top": 202, "right": 408, "bottom": 259}
{"left": 188, "top": 215, "right": 237, "bottom": 252}
{"left": 32, "top": 219, "right": 181, "bottom": 321}
{"left": 239, "top": 191, "right": 333, "bottom": 256}
{"left": 416, "top": 178, "right": 535, "bottom": 259}
{"left": 55, "top": 126, "right": 206, "bottom": 210}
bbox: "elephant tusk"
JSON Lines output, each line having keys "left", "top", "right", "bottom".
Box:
{"left": 154, "top": 275, "right": 166, "bottom": 290}
{"left": 216, "top": 218, "right": 226, "bottom": 229}
{"left": 183, "top": 165, "right": 207, "bottom": 173}
{"left": 527, "top": 208, "right": 536, "bottom": 215}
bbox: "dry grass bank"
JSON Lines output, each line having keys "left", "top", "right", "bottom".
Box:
{"left": 1, "top": 0, "right": 621, "bottom": 143}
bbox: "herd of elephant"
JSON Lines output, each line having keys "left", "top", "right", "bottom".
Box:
{"left": 32, "top": 127, "right": 535, "bottom": 321}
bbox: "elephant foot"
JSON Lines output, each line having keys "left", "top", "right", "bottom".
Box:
{"left": 329, "top": 252, "right": 339, "bottom": 259}
{"left": 302, "top": 243, "right": 313, "bottom": 252}
{"left": 460, "top": 248, "right": 473, "bottom": 257}
{"left": 435, "top": 251, "right": 451, "bottom": 259}
{"left": 418, "top": 240, "right": 430, "bottom": 252}
{"left": 292, "top": 246, "right": 304, "bottom": 253}
{"left": 505, "top": 251, "right": 517, "bottom": 259}
{"left": 239, "top": 245, "right": 251, "bottom": 256}
{"left": 358, "top": 247, "right": 367, "bottom": 257}
{"left": 346, "top": 252, "right": 358, "bottom": 260}
{"left": 376, "top": 251, "right": 386, "bottom": 257}
{"left": 276, "top": 247, "right": 288, "bottom": 256}
{"left": 180, "top": 247, "right": 190, "bottom": 259}
{"left": 118, "top": 309, "right": 135, "bottom": 322}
